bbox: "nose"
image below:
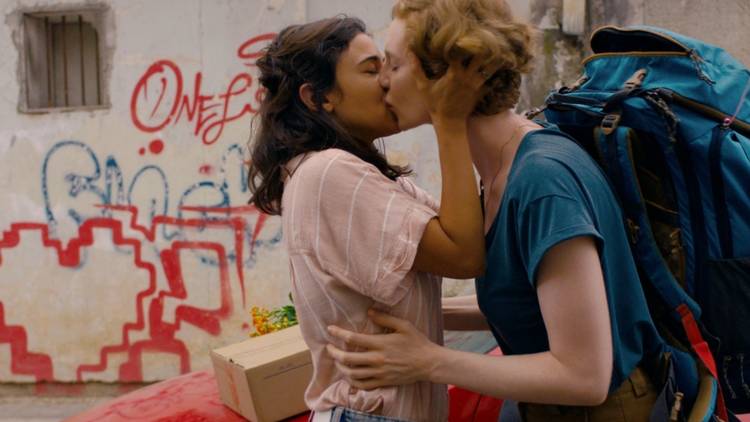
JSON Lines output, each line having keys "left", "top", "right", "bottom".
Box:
{"left": 378, "top": 68, "right": 390, "bottom": 91}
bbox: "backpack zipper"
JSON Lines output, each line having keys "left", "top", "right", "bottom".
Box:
{"left": 586, "top": 26, "right": 715, "bottom": 85}
{"left": 666, "top": 91, "right": 750, "bottom": 138}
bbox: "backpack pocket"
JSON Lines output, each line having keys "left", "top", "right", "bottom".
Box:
{"left": 704, "top": 257, "right": 750, "bottom": 412}
{"left": 709, "top": 129, "right": 750, "bottom": 258}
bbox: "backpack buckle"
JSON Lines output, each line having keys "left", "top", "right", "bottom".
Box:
{"left": 601, "top": 113, "right": 621, "bottom": 135}
{"left": 623, "top": 68, "right": 648, "bottom": 90}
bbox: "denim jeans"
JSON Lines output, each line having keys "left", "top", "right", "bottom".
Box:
{"left": 313, "top": 407, "right": 410, "bottom": 422}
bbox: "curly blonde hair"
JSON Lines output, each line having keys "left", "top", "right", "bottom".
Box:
{"left": 393, "top": 0, "right": 536, "bottom": 115}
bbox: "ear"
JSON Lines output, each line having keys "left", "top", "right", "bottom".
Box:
{"left": 298, "top": 83, "right": 317, "bottom": 111}
{"left": 323, "top": 93, "right": 337, "bottom": 113}
{"left": 299, "top": 83, "right": 339, "bottom": 113}
{"left": 321, "top": 90, "right": 338, "bottom": 113}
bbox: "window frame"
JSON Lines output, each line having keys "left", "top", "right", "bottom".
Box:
{"left": 19, "top": 7, "right": 110, "bottom": 114}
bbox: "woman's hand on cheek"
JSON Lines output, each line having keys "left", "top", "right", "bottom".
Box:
{"left": 326, "top": 309, "right": 440, "bottom": 390}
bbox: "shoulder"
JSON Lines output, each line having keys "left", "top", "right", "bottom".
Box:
{"left": 287, "top": 148, "right": 406, "bottom": 203}
{"left": 517, "top": 129, "right": 589, "bottom": 174}
{"left": 288, "top": 148, "right": 390, "bottom": 191}
{"left": 509, "top": 129, "right": 606, "bottom": 202}
{"left": 396, "top": 176, "right": 440, "bottom": 211}
{"left": 291, "top": 148, "right": 370, "bottom": 179}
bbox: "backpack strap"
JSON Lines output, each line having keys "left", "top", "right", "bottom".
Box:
{"left": 598, "top": 126, "right": 730, "bottom": 421}
{"left": 678, "top": 304, "right": 730, "bottom": 421}
{"left": 595, "top": 126, "right": 700, "bottom": 315}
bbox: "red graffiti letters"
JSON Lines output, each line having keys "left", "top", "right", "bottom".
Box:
{"left": 130, "top": 33, "right": 275, "bottom": 145}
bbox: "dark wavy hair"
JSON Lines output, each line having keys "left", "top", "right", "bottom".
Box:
{"left": 248, "top": 16, "right": 410, "bottom": 215}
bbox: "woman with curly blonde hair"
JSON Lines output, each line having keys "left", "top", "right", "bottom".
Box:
{"left": 326, "top": 1, "right": 666, "bottom": 420}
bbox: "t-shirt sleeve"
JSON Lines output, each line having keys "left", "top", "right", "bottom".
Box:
{"left": 517, "top": 194, "right": 603, "bottom": 287}
{"left": 300, "top": 150, "right": 438, "bottom": 306}
{"left": 397, "top": 177, "right": 440, "bottom": 212}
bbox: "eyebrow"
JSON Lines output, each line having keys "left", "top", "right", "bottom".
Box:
{"left": 384, "top": 49, "right": 400, "bottom": 64}
{"left": 357, "top": 55, "right": 381, "bottom": 66}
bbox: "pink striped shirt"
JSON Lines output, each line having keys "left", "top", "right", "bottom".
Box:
{"left": 281, "top": 149, "right": 447, "bottom": 422}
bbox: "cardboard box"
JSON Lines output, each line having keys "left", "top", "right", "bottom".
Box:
{"left": 211, "top": 325, "right": 313, "bottom": 422}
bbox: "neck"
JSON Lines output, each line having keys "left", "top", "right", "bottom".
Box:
{"left": 466, "top": 110, "right": 527, "bottom": 184}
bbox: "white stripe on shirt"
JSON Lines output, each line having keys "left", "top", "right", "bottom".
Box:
{"left": 373, "top": 191, "right": 397, "bottom": 288}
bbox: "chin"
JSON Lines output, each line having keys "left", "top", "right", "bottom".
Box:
{"left": 396, "top": 119, "right": 421, "bottom": 132}
{"left": 378, "top": 126, "right": 401, "bottom": 138}
{"left": 392, "top": 111, "right": 426, "bottom": 132}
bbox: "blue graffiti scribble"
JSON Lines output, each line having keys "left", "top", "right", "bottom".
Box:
{"left": 128, "top": 165, "right": 170, "bottom": 240}
{"left": 40, "top": 140, "right": 280, "bottom": 268}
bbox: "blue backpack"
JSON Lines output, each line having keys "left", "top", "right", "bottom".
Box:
{"left": 535, "top": 26, "right": 750, "bottom": 421}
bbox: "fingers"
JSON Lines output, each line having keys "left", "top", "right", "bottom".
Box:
{"left": 325, "top": 344, "right": 384, "bottom": 367}
{"left": 478, "top": 63, "right": 501, "bottom": 81}
{"left": 326, "top": 344, "right": 388, "bottom": 391}
{"left": 350, "top": 378, "right": 389, "bottom": 391}
{"left": 368, "top": 309, "right": 411, "bottom": 333}
{"left": 408, "top": 53, "right": 430, "bottom": 91}
{"left": 465, "top": 55, "right": 498, "bottom": 76}
{"left": 327, "top": 325, "right": 382, "bottom": 350}
{"left": 466, "top": 57, "right": 484, "bottom": 74}
{"left": 440, "top": 58, "right": 490, "bottom": 93}
{"left": 333, "top": 359, "right": 380, "bottom": 381}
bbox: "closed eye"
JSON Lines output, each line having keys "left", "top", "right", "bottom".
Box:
{"left": 359, "top": 55, "right": 382, "bottom": 75}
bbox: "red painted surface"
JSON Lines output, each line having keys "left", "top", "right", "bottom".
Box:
{"left": 67, "top": 353, "right": 505, "bottom": 422}
{"left": 149, "top": 140, "right": 165, "bottom": 155}
{"left": 0, "top": 219, "right": 156, "bottom": 383}
{"left": 198, "top": 164, "right": 214, "bottom": 175}
{"left": 129, "top": 33, "right": 275, "bottom": 146}
{"left": 66, "top": 370, "right": 309, "bottom": 422}
{"left": 0, "top": 204, "right": 270, "bottom": 383}
{"left": 67, "top": 371, "right": 248, "bottom": 422}
{"left": 64, "top": 351, "right": 750, "bottom": 422}
{"left": 67, "top": 369, "right": 500, "bottom": 422}
{"left": 0, "top": 302, "right": 54, "bottom": 382}
{"left": 237, "top": 33, "right": 278, "bottom": 67}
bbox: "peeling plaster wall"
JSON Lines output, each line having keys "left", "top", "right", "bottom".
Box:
{"left": 642, "top": 0, "right": 750, "bottom": 66}
{"left": 0, "top": 0, "right": 306, "bottom": 383}
{"left": 520, "top": 0, "right": 750, "bottom": 111}
{"left": 587, "top": 0, "right": 749, "bottom": 66}
{"left": 515, "top": 0, "right": 586, "bottom": 111}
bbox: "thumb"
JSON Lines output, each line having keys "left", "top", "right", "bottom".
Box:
{"left": 408, "top": 53, "right": 430, "bottom": 89}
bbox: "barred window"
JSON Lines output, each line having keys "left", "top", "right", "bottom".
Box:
{"left": 22, "top": 11, "right": 106, "bottom": 112}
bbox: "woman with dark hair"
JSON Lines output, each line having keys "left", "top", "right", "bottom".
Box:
{"left": 248, "top": 16, "right": 492, "bottom": 422}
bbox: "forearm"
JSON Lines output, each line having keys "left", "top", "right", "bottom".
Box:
{"left": 427, "top": 346, "right": 609, "bottom": 406}
{"left": 442, "top": 295, "right": 489, "bottom": 331}
{"left": 433, "top": 118, "right": 485, "bottom": 260}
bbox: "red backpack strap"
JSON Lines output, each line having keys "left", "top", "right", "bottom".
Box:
{"left": 677, "top": 304, "right": 730, "bottom": 421}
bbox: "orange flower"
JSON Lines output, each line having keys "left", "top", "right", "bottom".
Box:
{"left": 248, "top": 303, "right": 298, "bottom": 337}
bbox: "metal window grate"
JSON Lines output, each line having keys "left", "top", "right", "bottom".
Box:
{"left": 23, "top": 12, "right": 103, "bottom": 111}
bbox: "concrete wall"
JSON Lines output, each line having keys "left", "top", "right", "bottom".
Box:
{"left": 1, "top": 0, "right": 748, "bottom": 385}
{"left": 588, "top": 0, "right": 750, "bottom": 66}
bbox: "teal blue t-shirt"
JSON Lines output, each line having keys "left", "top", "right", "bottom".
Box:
{"left": 475, "top": 127, "right": 663, "bottom": 392}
